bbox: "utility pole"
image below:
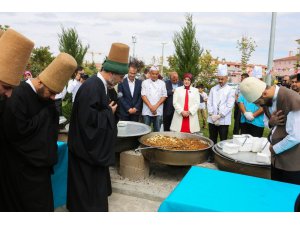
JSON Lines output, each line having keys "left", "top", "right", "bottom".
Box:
{"left": 266, "top": 12, "right": 277, "bottom": 86}
{"left": 88, "top": 51, "right": 101, "bottom": 63}
{"left": 161, "top": 42, "right": 167, "bottom": 76}
{"left": 132, "top": 35, "right": 137, "bottom": 58}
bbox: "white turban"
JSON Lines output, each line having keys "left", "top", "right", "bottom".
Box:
{"left": 150, "top": 65, "right": 159, "bottom": 71}
{"left": 240, "top": 77, "right": 267, "bottom": 103}
{"left": 252, "top": 66, "right": 263, "bottom": 79}
{"left": 217, "top": 64, "right": 228, "bottom": 76}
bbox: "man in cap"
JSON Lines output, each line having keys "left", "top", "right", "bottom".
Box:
{"left": 141, "top": 65, "right": 167, "bottom": 131}
{"left": 67, "top": 43, "right": 129, "bottom": 212}
{"left": 240, "top": 77, "right": 300, "bottom": 185}
{"left": 207, "top": 64, "right": 235, "bottom": 145}
{"left": 1, "top": 53, "right": 77, "bottom": 211}
{"left": 0, "top": 28, "right": 34, "bottom": 211}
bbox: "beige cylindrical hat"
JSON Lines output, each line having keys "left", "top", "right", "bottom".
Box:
{"left": 240, "top": 77, "right": 267, "bottom": 103}
{"left": 0, "top": 29, "right": 34, "bottom": 86}
{"left": 39, "top": 53, "right": 77, "bottom": 93}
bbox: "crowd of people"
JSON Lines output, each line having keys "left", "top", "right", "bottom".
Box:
{"left": 0, "top": 27, "right": 300, "bottom": 212}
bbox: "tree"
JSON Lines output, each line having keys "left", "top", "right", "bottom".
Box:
{"left": 172, "top": 13, "right": 203, "bottom": 79}
{"left": 129, "top": 57, "right": 145, "bottom": 73}
{"left": 58, "top": 27, "right": 89, "bottom": 66}
{"left": 196, "top": 50, "right": 219, "bottom": 89}
{"left": 236, "top": 35, "right": 257, "bottom": 72}
{"left": 0, "top": 25, "right": 9, "bottom": 30}
{"left": 28, "top": 46, "right": 55, "bottom": 77}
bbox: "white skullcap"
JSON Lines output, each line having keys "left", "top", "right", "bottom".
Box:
{"left": 252, "top": 66, "right": 263, "bottom": 79}
{"left": 150, "top": 65, "right": 159, "bottom": 71}
{"left": 217, "top": 64, "right": 228, "bottom": 76}
{"left": 240, "top": 77, "right": 266, "bottom": 103}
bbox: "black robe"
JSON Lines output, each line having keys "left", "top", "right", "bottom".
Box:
{"left": 0, "top": 97, "right": 6, "bottom": 211}
{"left": 0, "top": 82, "right": 59, "bottom": 212}
{"left": 67, "top": 75, "right": 117, "bottom": 212}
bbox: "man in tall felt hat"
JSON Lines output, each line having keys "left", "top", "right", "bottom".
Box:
{"left": 240, "top": 77, "right": 300, "bottom": 185}
{"left": 1, "top": 53, "right": 77, "bottom": 211}
{"left": 0, "top": 28, "right": 34, "bottom": 211}
{"left": 207, "top": 64, "right": 235, "bottom": 146}
{"left": 67, "top": 43, "right": 129, "bottom": 212}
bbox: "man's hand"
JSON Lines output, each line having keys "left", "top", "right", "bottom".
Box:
{"left": 269, "top": 110, "right": 285, "bottom": 127}
{"left": 211, "top": 114, "right": 221, "bottom": 122}
{"left": 244, "top": 112, "right": 254, "bottom": 121}
{"left": 128, "top": 108, "right": 137, "bottom": 114}
{"left": 109, "top": 101, "right": 117, "bottom": 114}
{"left": 181, "top": 111, "right": 189, "bottom": 117}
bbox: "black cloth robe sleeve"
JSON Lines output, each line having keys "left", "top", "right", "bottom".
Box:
{"left": 68, "top": 75, "right": 116, "bottom": 167}
{"left": 2, "top": 83, "right": 58, "bottom": 167}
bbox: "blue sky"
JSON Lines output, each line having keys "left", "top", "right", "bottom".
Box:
{"left": 0, "top": 12, "right": 299, "bottom": 66}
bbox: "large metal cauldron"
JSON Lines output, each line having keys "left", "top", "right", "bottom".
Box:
{"left": 139, "top": 132, "right": 214, "bottom": 166}
{"left": 114, "top": 121, "right": 151, "bottom": 152}
{"left": 212, "top": 140, "right": 271, "bottom": 179}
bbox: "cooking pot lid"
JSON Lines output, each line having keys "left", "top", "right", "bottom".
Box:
{"left": 117, "top": 121, "right": 151, "bottom": 137}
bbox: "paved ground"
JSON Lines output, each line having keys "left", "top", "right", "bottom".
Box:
{"left": 55, "top": 162, "right": 217, "bottom": 212}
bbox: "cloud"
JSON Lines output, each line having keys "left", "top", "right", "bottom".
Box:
{"left": 0, "top": 12, "right": 299, "bottom": 65}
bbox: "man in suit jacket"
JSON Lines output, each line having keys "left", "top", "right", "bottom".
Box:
{"left": 163, "top": 71, "right": 183, "bottom": 131}
{"left": 118, "top": 65, "right": 142, "bottom": 121}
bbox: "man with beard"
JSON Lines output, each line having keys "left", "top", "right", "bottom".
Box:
{"left": 1, "top": 53, "right": 77, "bottom": 211}
{"left": 0, "top": 29, "right": 34, "bottom": 211}
{"left": 207, "top": 64, "right": 235, "bottom": 144}
{"left": 290, "top": 74, "right": 299, "bottom": 94}
{"left": 281, "top": 75, "right": 291, "bottom": 89}
{"left": 67, "top": 43, "right": 129, "bottom": 212}
{"left": 240, "top": 77, "right": 300, "bottom": 185}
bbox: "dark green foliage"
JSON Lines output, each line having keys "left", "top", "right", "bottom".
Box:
{"left": 172, "top": 13, "right": 203, "bottom": 79}
{"left": 58, "top": 26, "right": 89, "bottom": 66}
{"left": 28, "top": 46, "right": 55, "bottom": 77}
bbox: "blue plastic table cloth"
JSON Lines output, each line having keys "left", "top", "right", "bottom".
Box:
{"left": 158, "top": 166, "right": 300, "bottom": 212}
{"left": 51, "top": 141, "right": 68, "bottom": 208}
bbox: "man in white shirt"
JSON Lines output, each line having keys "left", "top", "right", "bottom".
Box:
{"left": 67, "top": 66, "right": 84, "bottom": 103}
{"left": 207, "top": 64, "right": 235, "bottom": 145}
{"left": 141, "top": 65, "right": 167, "bottom": 131}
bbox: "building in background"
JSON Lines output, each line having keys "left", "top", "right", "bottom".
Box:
{"left": 272, "top": 51, "right": 299, "bottom": 79}
{"left": 214, "top": 60, "right": 267, "bottom": 84}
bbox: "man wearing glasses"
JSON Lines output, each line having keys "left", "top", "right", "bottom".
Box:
{"left": 240, "top": 77, "right": 300, "bottom": 185}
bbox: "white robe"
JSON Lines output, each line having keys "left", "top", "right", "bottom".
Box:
{"left": 170, "top": 86, "right": 200, "bottom": 133}
{"left": 207, "top": 83, "right": 235, "bottom": 125}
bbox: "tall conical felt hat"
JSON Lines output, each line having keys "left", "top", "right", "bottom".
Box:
{"left": 102, "top": 43, "right": 129, "bottom": 75}
{"left": 0, "top": 29, "right": 34, "bottom": 86}
{"left": 39, "top": 53, "right": 77, "bottom": 93}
